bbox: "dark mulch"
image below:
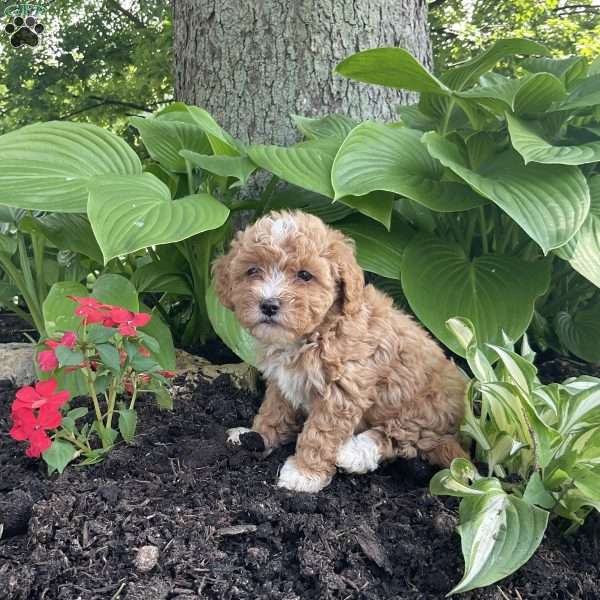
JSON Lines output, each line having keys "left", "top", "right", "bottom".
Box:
{"left": 0, "top": 311, "right": 38, "bottom": 343}
{"left": 1, "top": 367, "right": 599, "bottom": 600}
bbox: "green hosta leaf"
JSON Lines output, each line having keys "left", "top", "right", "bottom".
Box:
{"left": 247, "top": 138, "right": 339, "bottom": 198}
{"left": 450, "top": 484, "right": 548, "bottom": 595}
{"left": 335, "top": 48, "right": 450, "bottom": 95}
{"left": 335, "top": 213, "right": 414, "bottom": 279}
{"left": 456, "top": 73, "right": 565, "bottom": 115}
{"left": 87, "top": 174, "right": 229, "bottom": 263}
{"left": 442, "top": 39, "right": 549, "bottom": 91}
{"left": 291, "top": 114, "right": 357, "bottom": 140}
{"left": 401, "top": 236, "right": 551, "bottom": 357}
{"left": 179, "top": 150, "right": 257, "bottom": 185}
{"left": 0, "top": 281, "right": 18, "bottom": 306}
{"left": 0, "top": 121, "right": 142, "bottom": 213}
{"left": 118, "top": 408, "right": 138, "bottom": 444}
{"left": 129, "top": 116, "right": 211, "bottom": 173}
{"left": 131, "top": 261, "right": 193, "bottom": 296}
{"left": 96, "top": 343, "right": 121, "bottom": 372}
{"left": 0, "top": 122, "right": 142, "bottom": 213}
{"left": 396, "top": 105, "right": 438, "bottom": 131}
{"left": 559, "top": 74, "right": 600, "bottom": 110}
{"left": 43, "top": 439, "right": 77, "bottom": 474}
{"left": 337, "top": 191, "right": 394, "bottom": 229}
{"left": 268, "top": 188, "right": 354, "bottom": 223}
{"left": 0, "top": 233, "right": 16, "bottom": 255}
{"left": 92, "top": 274, "right": 138, "bottom": 312}
{"left": 43, "top": 281, "right": 88, "bottom": 337}
{"left": 507, "top": 113, "right": 600, "bottom": 165}
{"left": 522, "top": 56, "right": 587, "bottom": 83}
{"left": 555, "top": 308, "right": 600, "bottom": 363}
{"left": 55, "top": 345, "right": 84, "bottom": 367}
{"left": 423, "top": 132, "right": 589, "bottom": 253}
{"left": 186, "top": 106, "right": 243, "bottom": 155}
{"left": 138, "top": 304, "right": 176, "bottom": 370}
{"left": 331, "top": 123, "right": 486, "bottom": 212}
{"left": 206, "top": 284, "right": 256, "bottom": 366}
{"left": 555, "top": 176, "right": 600, "bottom": 287}
{"left": 37, "top": 213, "right": 103, "bottom": 263}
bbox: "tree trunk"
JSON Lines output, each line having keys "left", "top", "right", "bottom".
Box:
{"left": 173, "top": 0, "right": 431, "bottom": 145}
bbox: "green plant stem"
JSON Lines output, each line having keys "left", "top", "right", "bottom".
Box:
{"left": 30, "top": 231, "right": 47, "bottom": 303}
{"left": 465, "top": 213, "right": 478, "bottom": 255}
{"left": 84, "top": 370, "right": 108, "bottom": 448}
{"left": 129, "top": 379, "right": 138, "bottom": 410}
{"left": 440, "top": 98, "right": 456, "bottom": 137}
{"left": 106, "top": 381, "right": 118, "bottom": 433}
{"left": 56, "top": 431, "right": 91, "bottom": 453}
{"left": 258, "top": 175, "right": 279, "bottom": 216}
{"left": 230, "top": 200, "right": 260, "bottom": 212}
{"left": 0, "top": 251, "right": 45, "bottom": 334}
{"left": 478, "top": 206, "right": 489, "bottom": 254}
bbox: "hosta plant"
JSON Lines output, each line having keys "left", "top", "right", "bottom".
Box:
{"left": 10, "top": 294, "right": 175, "bottom": 473}
{"left": 430, "top": 317, "right": 600, "bottom": 594}
{"left": 214, "top": 39, "right": 600, "bottom": 365}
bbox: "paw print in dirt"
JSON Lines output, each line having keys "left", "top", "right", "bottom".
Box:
{"left": 4, "top": 16, "right": 44, "bottom": 48}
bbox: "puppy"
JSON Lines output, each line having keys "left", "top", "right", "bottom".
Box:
{"left": 213, "top": 210, "right": 467, "bottom": 493}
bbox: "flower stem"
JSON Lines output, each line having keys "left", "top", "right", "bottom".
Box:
{"left": 84, "top": 369, "right": 107, "bottom": 448}
{"left": 106, "top": 380, "right": 118, "bottom": 433}
{"left": 129, "top": 379, "right": 138, "bottom": 410}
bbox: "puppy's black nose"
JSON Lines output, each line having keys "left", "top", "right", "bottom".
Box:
{"left": 260, "top": 298, "right": 280, "bottom": 317}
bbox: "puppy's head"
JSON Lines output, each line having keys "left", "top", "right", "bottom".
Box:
{"left": 212, "top": 210, "right": 363, "bottom": 344}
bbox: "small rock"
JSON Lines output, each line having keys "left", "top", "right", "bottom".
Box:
{"left": 432, "top": 511, "right": 458, "bottom": 536}
{"left": 0, "top": 343, "right": 36, "bottom": 387}
{"left": 134, "top": 545, "right": 160, "bottom": 572}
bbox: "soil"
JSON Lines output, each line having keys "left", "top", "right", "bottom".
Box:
{"left": 0, "top": 311, "right": 38, "bottom": 343}
{"left": 1, "top": 369, "right": 599, "bottom": 600}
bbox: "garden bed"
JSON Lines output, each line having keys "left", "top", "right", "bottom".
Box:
{"left": 1, "top": 363, "right": 599, "bottom": 600}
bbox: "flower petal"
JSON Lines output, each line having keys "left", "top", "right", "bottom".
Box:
{"left": 131, "top": 312, "right": 151, "bottom": 327}
{"left": 35, "top": 379, "right": 57, "bottom": 397}
{"left": 26, "top": 429, "right": 52, "bottom": 457}
{"left": 38, "top": 406, "right": 63, "bottom": 429}
{"left": 61, "top": 332, "right": 77, "bottom": 347}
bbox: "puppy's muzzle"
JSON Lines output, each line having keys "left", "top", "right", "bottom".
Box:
{"left": 260, "top": 297, "right": 281, "bottom": 317}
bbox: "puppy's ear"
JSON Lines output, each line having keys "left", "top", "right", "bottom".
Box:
{"left": 212, "top": 248, "right": 236, "bottom": 310}
{"left": 328, "top": 232, "right": 364, "bottom": 315}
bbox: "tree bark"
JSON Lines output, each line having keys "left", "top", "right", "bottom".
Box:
{"left": 173, "top": 0, "right": 431, "bottom": 145}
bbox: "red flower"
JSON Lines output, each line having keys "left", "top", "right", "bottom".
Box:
{"left": 109, "top": 308, "right": 151, "bottom": 336}
{"left": 12, "top": 380, "right": 69, "bottom": 416}
{"left": 10, "top": 380, "right": 69, "bottom": 458}
{"left": 139, "top": 345, "right": 151, "bottom": 358}
{"left": 38, "top": 349, "right": 58, "bottom": 372}
{"left": 10, "top": 409, "right": 62, "bottom": 457}
{"left": 37, "top": 332, "right": 78, "bottom": 372}
{"left": 161, "top": 371, "right": 176, "bottom": 379}
{"left": 69, "top": 295, "right": 110, "bottom": 324}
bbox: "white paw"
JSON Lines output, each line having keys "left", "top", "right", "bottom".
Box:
{"left": 336, "top": 432, "right": 381, "bottom": 474}
{"left": 277, "top": 456, "right": 331, "bottom": 493}
{"left": 226, "top": 427, "right": 253, "bottom": 445}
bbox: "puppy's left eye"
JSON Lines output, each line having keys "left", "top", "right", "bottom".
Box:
{"left": 297, "top": 270, "right": 313, "bottom": 282}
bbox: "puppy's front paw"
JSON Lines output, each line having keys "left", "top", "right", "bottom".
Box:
{"left": 226, "top": 427, "right": 267, "bottom": 453}
{"left": 336, "top": 432, "right": 381, "bottom": 474}
{"left": 226, "top": 427, "right": 252, "bottom": 446}
{"left": 277, "top": 456, "right": 331, "bottom": 493}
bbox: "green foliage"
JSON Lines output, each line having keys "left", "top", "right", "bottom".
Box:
{"left": 429, "top": 0, "right": 600, "bottom": 73}
{"left": 431, "top": 318, "right": 600, "bottom": 593}
{"left": 0, "top": 0, "right": 173, "bottom": 134}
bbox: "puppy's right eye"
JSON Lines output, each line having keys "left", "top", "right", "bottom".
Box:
{"left": 246, "top": 267, "right": 261, "bottom": 277}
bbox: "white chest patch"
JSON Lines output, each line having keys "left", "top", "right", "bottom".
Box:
{"left": 259, "top": 343, "right": 321, "bottom": 413}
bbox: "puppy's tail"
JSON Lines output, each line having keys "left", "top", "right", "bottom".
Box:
{"left": 419, "top": 434, "right": 469, "bottom": 468}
